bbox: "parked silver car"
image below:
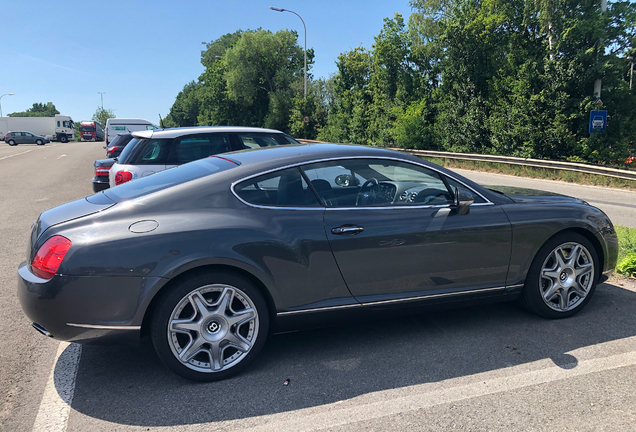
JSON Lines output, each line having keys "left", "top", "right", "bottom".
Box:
{"left": 5, "top": 131, "right": 51, "bottom": 146}
{"left": 108, "top": 127, "right": 299, "bottom": 187}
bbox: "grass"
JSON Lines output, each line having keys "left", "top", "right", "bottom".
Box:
{"left": 616, "top": 225, "right": 636, "bottom": 278}
{"left": 420, "top": 157, "right": 636, "bottom": 192}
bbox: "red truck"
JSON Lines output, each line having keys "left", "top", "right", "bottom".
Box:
{"left": 80, "top": 121, "right": 104, "bottom": 141}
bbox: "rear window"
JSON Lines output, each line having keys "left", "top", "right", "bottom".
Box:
{"left": 104, "top": 157, "right": 237, "bottom": 201}
{"left": 117, "top": 138, "right": 142, "bottom": 163}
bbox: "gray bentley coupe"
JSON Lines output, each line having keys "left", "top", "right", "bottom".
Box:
{"left": 18, "top": 143, "right": 618, "bottom": 381}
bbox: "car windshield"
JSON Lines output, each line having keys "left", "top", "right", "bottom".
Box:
{"left": 80, "top": 126, "right": 95, "bottom": 132}
{"left": 104, "top": 157, "right": 237, "bottom": 201}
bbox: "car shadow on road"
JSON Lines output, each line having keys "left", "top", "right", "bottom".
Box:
{"left": 64, "top": 280, "right": 636, "bottom": 427}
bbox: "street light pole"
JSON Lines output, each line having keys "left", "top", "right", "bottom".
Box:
{"left": 97, "top": 92, "right": 105, "bottom": 109}
{"left": 0, "top": 93, "right": 15, "bottom": 117}
{"left": 269, "top": 6, "right": 307, "bottom": 97}
{"left": 628, "top": 56, "right": 634, "bottom": 90}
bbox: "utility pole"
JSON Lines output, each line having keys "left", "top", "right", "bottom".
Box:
{"left": 97, "top": 92, "right": 105, "bottom": 109}
{"left": 593, "top": 0, "right": 607, "bottom": 100}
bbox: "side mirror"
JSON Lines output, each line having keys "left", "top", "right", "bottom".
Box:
{"left": 453, "top": 187, "right": 474, "bottom": 215}
{"left": 335, "top": 174, "right": 352, "bottom": 187}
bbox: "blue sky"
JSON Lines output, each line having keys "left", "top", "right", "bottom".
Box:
{"left": 0, "top": 0, "right": 413, "bottom": 124}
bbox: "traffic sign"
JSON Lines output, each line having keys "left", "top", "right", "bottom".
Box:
{"left": 589, "top": 110, "right": 607, "bottom": 133}
{"left": 303, "top": 116, "right": 310, "bottom": 124}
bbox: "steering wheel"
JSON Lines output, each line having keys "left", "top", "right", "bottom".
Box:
{"left": 356, "top": 178, "right": 379, "bottom": 206}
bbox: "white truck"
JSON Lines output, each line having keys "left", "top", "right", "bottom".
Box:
{"left": 0, "top": 114, "right": 75, "bottom": 142}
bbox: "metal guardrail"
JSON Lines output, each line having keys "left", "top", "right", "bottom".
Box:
{"left": 295, "top": 139, "right": 636, "bottom": 182}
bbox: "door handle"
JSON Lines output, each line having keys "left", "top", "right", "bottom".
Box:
{"left": 331, "top": 225, "right": 364, "bottom": 235}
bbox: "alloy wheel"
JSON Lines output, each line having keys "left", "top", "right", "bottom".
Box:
{"left": 167, "top": 284, "right": 259, "bottom": 373}
{"left": 539, "top": 242, "right": 594, "bottom": 312}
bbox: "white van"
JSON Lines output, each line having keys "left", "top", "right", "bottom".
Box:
{"left": 105, "top": 118, "right": 157, "bottom": 144}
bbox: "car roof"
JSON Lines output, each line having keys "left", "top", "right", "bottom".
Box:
{"left": 131, "top": 126, "right": 284, "bottom": 140}
{"left": 107, "top": 118, "right": 153, "bottom": 124}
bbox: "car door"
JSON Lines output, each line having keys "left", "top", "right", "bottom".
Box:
{"left": 232, "top": 166, "right": 356, "bottom": 311}
{"left": 299, "top": 158, "right": 512, "bottom": 305}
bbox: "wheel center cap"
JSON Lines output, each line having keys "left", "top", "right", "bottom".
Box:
{"left": 206, "top": 320, "right": 221, "bottom": 334}
{"left": 560, "top": 271, "right": 568, "bottom": 282}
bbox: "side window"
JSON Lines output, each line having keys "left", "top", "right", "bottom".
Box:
{"left": 234, "top": 168, "right": 321, "bottom": 207}
{"left": 63, "top": 121, "right": 71, "bottom": 128}
{"left": 146, "top": 125, "right": 155, "bottom": 130}
{"left": 167, "top": 134, "right": 231, "bottom": 165}
{"left": 299, "top": 159, "right": 456, "bottom": 207}
{"left": 130, "top": 139, "right": 172, "bottom": 165}
{"left": 57, "top": 121, "right": 60, "bottom": 127}
{"left": 444, "top": 176, "right": 486, "bottom": 203}
{"left": 235, "top": 133, "right": 289, "bottom": 149}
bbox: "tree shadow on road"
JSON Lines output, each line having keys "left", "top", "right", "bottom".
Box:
{"left": 63, "top": 280, "right": 636, "bottom": 427}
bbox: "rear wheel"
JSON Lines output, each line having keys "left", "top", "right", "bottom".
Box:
{"left": 7, "top": 140, "right": 16, "bottom": 146}
{"left": 520, "top": 232, "right": 599, "bottom": 319}
{"left": 151, "top": 271, "right": 269, "bottom": 381}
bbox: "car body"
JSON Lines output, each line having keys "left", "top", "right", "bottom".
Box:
{"left": 91, "top": 134, "right": 136, "bottom": 193}
{"left": 18, "top": 143, "right": 618, "bottom": 381}
{"left": 105, "top": 118, "right": 157, "bottom": 145}
{"left": 5, "top": 131, "right": 51, "bottom": 146}
{"left": 108, "top": 126, "right": 300, "bottom": 188}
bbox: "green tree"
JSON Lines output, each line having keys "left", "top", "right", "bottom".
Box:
{"left": 8, "top": 102, "right": 59, "bottom": 117}
{"left": 164, "top": 81, "right": 202, "bottom": 127}
{"left": 92, "top": 107, "right": 115, "bottom": 128}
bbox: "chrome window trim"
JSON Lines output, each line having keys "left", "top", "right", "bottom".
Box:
{"left": 67, "top": 323, "right": 141, "bottom": 330}
{"left": 230, "top": 155, "right": 493, "bottom": 210}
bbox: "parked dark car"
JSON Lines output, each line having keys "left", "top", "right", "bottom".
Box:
{"left": 105, "top": 133, "right": 134, "bottom": 158}
{"left": 5, "top": 131, "right": 50, "bottom": 146}
{"left": 19, "top": 143, "right": 618, "bottom": 382}
{"left": 92, "top": 158, "right": 115, "bottom": 192}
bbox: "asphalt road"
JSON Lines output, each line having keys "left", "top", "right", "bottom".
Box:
{"left": 1, "top": 141, "right": 636, "bottom": 431}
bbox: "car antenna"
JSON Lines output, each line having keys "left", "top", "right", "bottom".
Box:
{"left": 159, "top": 114, "right": 165, "bottom": 129}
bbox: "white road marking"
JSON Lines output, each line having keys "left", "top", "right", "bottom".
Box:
{"left": 32, "top": 342, "right": 82, "bottom": 432}
{"left": 56, "top": 154, "right": 67, "bottom": 160}
{"left": 247, "top": 349, "right": 636, "bottom": 432}
{"left": 0, "top": 150, "right": 32, "bottom": 161}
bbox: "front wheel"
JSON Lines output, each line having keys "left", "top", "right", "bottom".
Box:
{"left": 36, "top": 139, "right": 44, "bottom": 145}
{"left": 151, "top": 271, "right": 269, "bottom": 381}
{"left": 520, "top": 232, "right": 599, "bottom": 319}
{"left": 59, "top": 135, "right": 68, "bottom": 143}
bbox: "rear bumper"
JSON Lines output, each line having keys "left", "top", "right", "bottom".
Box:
{"left": 92, "top": 176, "right": 110, "bottom": 192}
{"left": 17, "top": 262, "right": 158, "bottom": 345}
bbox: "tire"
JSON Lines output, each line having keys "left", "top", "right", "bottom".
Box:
{"left": 36, "top": 139, "right": 44, "bottom": 146}
{"left": 519, "top": 232, "right": 599, "bottom": 319}
{"left": 151, "top": 270, "right": 269, "bottom": 382}
{"left": 59, "top": 135, "right": 68, "bottom": 143}
{"left": 7, "top": 140, "right": 16, "bottom": 146}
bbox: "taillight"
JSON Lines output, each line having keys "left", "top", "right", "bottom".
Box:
{"left": 31, "top": 236, "right": 71, "bottom": 279}
{"left": 95, "top": 165, "right": 111, "bottom": 176}
{"left": 107, "top": 146, "right": 121, "bottom": 155}
{"left": 115, "top": 171, "right": 133, "bottom": 185}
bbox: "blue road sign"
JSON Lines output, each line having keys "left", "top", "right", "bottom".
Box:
{"left": 589, "top": 110, "right": 607, "bottom": 133}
